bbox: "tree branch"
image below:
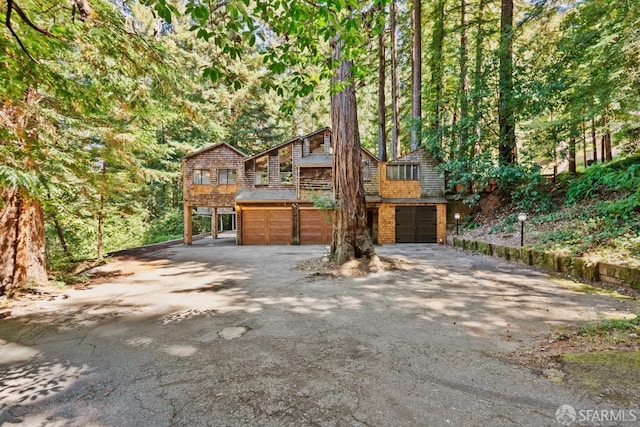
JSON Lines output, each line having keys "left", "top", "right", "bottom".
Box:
{"left": 5, "top": 0, "right": 38, "bottom": 62}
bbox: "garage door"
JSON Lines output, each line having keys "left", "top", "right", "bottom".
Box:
{"left": 242, "top": 209, "right": 292, "bottom": 244}
{"left": 300, "top": 208, "right": 333, "bottom": 244}
{"left": 395, "top": 206, "right": 437, "bottom": 243}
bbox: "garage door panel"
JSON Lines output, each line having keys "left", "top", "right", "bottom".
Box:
{"left": 243, "top": 209, "right": 292, "bottom": 245}
{"left": 300, "top": 209, "right": 332, "bottom": 244}
{"left": 395, "top": 206, "right": 437, "bottom": 243}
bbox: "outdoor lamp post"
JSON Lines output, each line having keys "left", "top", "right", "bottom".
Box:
{"left": 518, "top": 212, "right": 528, "bottom": 247}
{"left": 454, "top": 213, "right": 461, "bottom": 235}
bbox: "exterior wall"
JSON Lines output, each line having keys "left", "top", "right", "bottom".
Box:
{"left": 377, "top": 203, "right": 447, "bottom": 244}
{"left": 380, "top": 150, "right": 444, "bottom": 198}
{"left": 363, "top": 154, "right": 380, "bottom": 196}
{"left": 183, "top": 145, "right": 246, "bottom": 208}
{"left": 299, "top": 167, "right": 333, "bottom": 199}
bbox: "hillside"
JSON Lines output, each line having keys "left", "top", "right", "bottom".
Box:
{"left": 454, "top": 155, "right": 640, "bottom": 269}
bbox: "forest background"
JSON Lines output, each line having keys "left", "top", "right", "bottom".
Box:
{"left": 1, "top": 0, "right": 639, "bottom": 288}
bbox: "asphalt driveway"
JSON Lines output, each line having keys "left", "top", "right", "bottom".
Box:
{"left": 1, "top": 236, "right": 638, "bottom": 426}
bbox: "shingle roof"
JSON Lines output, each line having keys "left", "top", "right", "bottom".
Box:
{"left": 383, "top": 197, "right": 448, "bottom": 204}
{"left": 236, "top": 189, "right": 298, "bottom": 203}
{"left": 183, "top": 142, "right": 248, "bottom": 159}
{"left": 296, "top": 155, "right": 333, "bottom": 167}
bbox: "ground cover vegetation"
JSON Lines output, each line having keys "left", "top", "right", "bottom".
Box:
{"left": 1, "top": 0, "right": 639, "bottom": 294}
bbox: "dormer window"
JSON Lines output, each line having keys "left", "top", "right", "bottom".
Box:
{"left": 193, "top": 169, "right": 211, "bottom": 184}
{"left": 279, "top": 146, "right": 293, "bottom": 184}
{"left": 255, "top": 155, "right": 268, "bottom": 185}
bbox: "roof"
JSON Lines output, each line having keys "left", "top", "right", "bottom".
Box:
{"left": 236, "top": 189, "right": 298, "bottom": 203}
{"left": 244, "top": 136, "right": 303, "bottom": 161}
{"left": 244, "top": 127, "right": 331, "bottom": 162}
{"left": 183, "top": 142, "right": 248, "bottom": 160}
{"left": 383, "top": 197, "right": 448, "bottom": 204}
{"left": 387, "top": 147, "right": 439, "bottom": 164}
{"left": 361, "top": 147, "right": 381, "bottom": 162}
{"left": 296, "top": 155, "right": 333, "bottom": 167}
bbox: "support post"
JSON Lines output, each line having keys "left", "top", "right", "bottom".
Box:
{"left": 212, "top": 207, "right": 218, "bottom": 239}
{"left": 184, "top": 205, "right": 193, "bottom": 245}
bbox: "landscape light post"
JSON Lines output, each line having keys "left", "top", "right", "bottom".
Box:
{"left": 454, "top": 213, "right": 460, "bottom": 236}
{"left": 518, "top": 212, "right": 527, "bottom": 247}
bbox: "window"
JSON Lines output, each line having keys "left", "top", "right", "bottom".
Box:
{"left": 362, "top": 159, "right": 371, "bottom": 181}
{"left": 254, "top": 155, "right": 269, "bottom": 185}
{"left": 386, "top": 164, "right": 419, "bottom": 180}
{"left": 279, "top": 146, "right": 293, "bottom": 184}
{"left": 193, "top": 169, "right": 211, "bottom": 185}
{"left": 218, "top": 169, "right": 237, "bottom": 185}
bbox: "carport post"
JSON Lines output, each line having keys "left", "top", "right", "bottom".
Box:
{"left": 184, "top": 205, "right": 193, "bottom": 245}
{"left": 212, "top": 207, "right": 218, "bottom": 239}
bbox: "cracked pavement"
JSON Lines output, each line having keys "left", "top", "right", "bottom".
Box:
{"left": 1, "top": 236, "right": 639, "bottom": 426}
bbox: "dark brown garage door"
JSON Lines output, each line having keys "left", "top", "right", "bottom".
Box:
{"left": 300, "top": 208, "right": 333, "bottom": 244}
{"left": 395, "top": 206, "right": 437, "bottom": 243}
{"left": 242, "top": 209, "right": 292, "bottom": 244}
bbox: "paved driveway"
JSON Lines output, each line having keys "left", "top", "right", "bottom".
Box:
{"left": 1, "top": 237, "right": 638, "bottom": 426}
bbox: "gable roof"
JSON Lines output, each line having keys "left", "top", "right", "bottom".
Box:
{"left": 183, "top": 142, "right": 248, "bottom": 160}
{"left": 387, "top": 147, "right": 439, "bottom": 164}
{"left": 244, "top": 136, "right": 303, "bottom": 161}
{"left": 244, "top": 127, "right": 333, "bottom": 162}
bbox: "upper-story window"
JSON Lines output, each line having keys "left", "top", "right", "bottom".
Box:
{"left": 362, "top": 159, "right": 371, "bottom": 181}
{"left": 193, "top": 169, "right": 211, "bottom": 185}
{"left": 279, "top": 146, "right": 293, "bottom": 184}
{"left": 218, "top": 168, "right": 237, "bottom": 185}
{"left": 309, "top": 137, "right": 323, "bottom": 154}
{"left": 255, "top": 155, "right": 269, "bottom": 185}
{"left": 387, "top": 164, "right": 419, "bottom": 180}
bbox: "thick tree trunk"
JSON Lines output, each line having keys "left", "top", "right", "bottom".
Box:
{"left": 0, "top": 188, "right": 48, "bottom": 295}
{"left": 605, "top": 132, "right": 613, "bottom": 161}
{"left": 377, "top": 3, "right": 388, "bottom": 162}
{"left": 410, "top": 0, "right": 422, "bottom": 151}
{"left": 498, "top": 0, "right": 516, "bottom": 165}
{"left": 330, "top": 42, "right": 375, "bottom": 264}
{"left": 390, "top": 0, "right": 401, "bottom": 159}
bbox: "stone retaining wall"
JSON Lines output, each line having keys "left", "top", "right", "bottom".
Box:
{"left": 451, "top": 238, "right": 640, "bottom": 290}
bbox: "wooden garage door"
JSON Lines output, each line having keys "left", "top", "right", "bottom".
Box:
{"left": 242, "top": 209, "right": 292, "bottom": 245}
{"left": 300, "top": 208, "right": 333, "bottom": 244}
{"left": 395, "top": 206, "right": 437, "bottom": 243}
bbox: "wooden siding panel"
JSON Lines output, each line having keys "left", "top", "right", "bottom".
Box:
{"left": 300, "top": 209, "right": 333, "bottom": 244}
{"left": 242, "top": 208, "right": 292, "bottom": 245}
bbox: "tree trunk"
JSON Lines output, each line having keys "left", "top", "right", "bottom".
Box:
{"left": 582, "top": 121, "right": 587, "bottom": 168}
{"left": 330, "top": 41, "right": 375, "bottom": 264}
{"left": 458, "top": 0, "right": 469, "bottom": 159}
{"left": 97, "top": 193, "right": 104, "bottom": 259}
{"left": 471, "top": 0, "right": 487, "bottom": 159}
{"left": 52, "top": 214, "right": 70, "bottom": 258}
{"left": 410, "top": 0, "right": 422, "bottom": 151}
{"left": 605, "top": 132, "right": 613, "bottom": 161}
{"left": 568, "top": 138, "right": 577, "bottom": 174}
{"left": 591, "top": 118, "right": 597, "bottom": 163}
{"left": 0, "top": 188, "right": 48, "bottom": 295}
{"left": 498, "top": 0, "right": 516, "bottom": 165}
{"left": 377, "top": 2, "right": 388, "bottom": 162}
{"left": 430, "top": 0, "right": 445, "bottom": 155}
{"left": 390, "top": 0, "right": 401, "bottom": 159}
